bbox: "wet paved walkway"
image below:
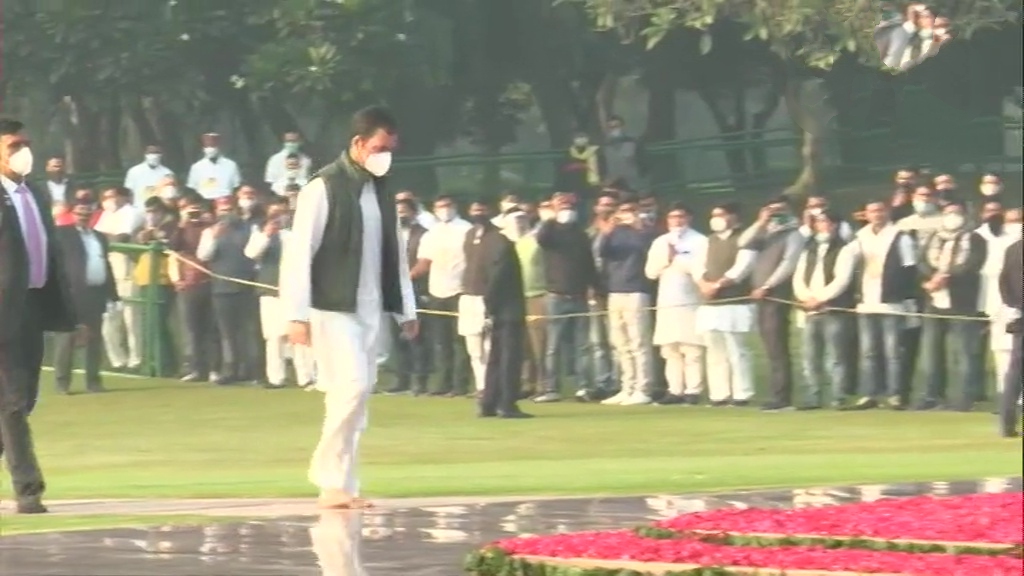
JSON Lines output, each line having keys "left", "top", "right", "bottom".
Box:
{"left": 1, "top": 477, "right": 1020, "bottom": 576}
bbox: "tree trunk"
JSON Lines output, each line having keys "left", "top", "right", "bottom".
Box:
{"left": 595, "top": 73, "right": 619, "bottom": 128}
{"left": 783, "top": 77, "right": 826, "bottom": 199}
{"left": 747, "top": 63, "right": 784, "bottom": 174}
{"left": 97, "top": 94, "right": 122, "bottom": 171}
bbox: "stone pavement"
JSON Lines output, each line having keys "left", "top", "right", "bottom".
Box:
{"left": 0, "top": 494, "right": 568, "bottom": 517}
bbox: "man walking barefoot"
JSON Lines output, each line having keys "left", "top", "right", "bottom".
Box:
{"left": 280, "top": 106, "right": 418, "bottom": 509}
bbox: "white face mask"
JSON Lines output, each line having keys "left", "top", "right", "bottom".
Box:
{"left": 980, "top": 184, "right": 1001, "bottom": 196}
{"left": 539, "top": 209, "right": 555, "bottom": 221}
{"left": 102, "top": 199, "right": 118, "bottom": 213}
{"left": 160, "top": 186, "right": 178, "bottom": 200}
{"left": 709, "top": 216, "right": 729, "bottom": 233}
{"left": 8, "top": 146, "right": 33, "bottom": 176}
{"left": 500, "top": 201, "right": 517, "bottom": 213}
{"left": 555, "top": 209, "right": 576, "bottom": 224}
{"left": 435, "top": 207, "right": 454, "bottom": 222}
{"left": 942, "top": 213, "right": 965, "bottom": 231}
{"left": 815, "top": 232, "right": 832, "bottom": 243}
{"left": 238, "top": 198, "right": 255, "bottom": 210}
{"left": 203, "top": 147, "right": 219, "bottom": 159}
{"left": 145, "top": 153, "right": 162, "bottom": 166}
{"left": 617, "top": 214, "right": 636, "bottom": 226}
{"left": 668, "top": 225, "right": 683, "bottom": 235}
{"left": 363, "top": 151, "right": 392, "bottom": 177}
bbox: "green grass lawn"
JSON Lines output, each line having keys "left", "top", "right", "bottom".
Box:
{"left": 19, "top": 373, "right": 1023, "bottom": 502}
{"left": 1, "top": 369, "right": 1018, "bottom": 535}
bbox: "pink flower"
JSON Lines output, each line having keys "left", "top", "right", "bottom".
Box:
{"left": 656, "top": 493, "right": 1023, "bottom": 544}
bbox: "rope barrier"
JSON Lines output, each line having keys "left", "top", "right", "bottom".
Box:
{"left": 160, "top": 248, "right": 1004, "bottom": 324}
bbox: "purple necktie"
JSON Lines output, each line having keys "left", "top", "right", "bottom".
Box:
{"left": 15, "top": 184, "right": 47, "bottom": 288}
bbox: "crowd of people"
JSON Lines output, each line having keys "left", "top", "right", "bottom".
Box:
{"left": 38, "top": 127, "right": 1024, "bottom": 436}
{"left": 876, "top": 2, "right": 955, "bottom": 71}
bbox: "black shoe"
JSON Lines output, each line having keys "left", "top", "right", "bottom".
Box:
{"left": 731, "top": 400, "right": 751, "bottom": 408}
{"left": 85, "top": 384, "right": 106, "bottom": 394}
{"left": 656, "top": 393, "right": 686, "bottom": 406}
{"left": 384, "top": 386, "right": 410, "bottom": 395}
{"left": 16, "top": 500, "right": 48, "bottom": 514}
{"left": 761, "top": 402, "right": 793, "bottom": 412}
{"left": 498, "top": 409, "right": 534, "bottom": 419}
{"left": 264, "top": 382, "right": 287, "bottom": 389}
{"left": 796, "top": 405, "right": 822, "bottom": 411}
{"left": 841, "top": 397, "right": 878, "bottom": 411}
{"left": 682, "top": 394, "right": 701, "bottom": 406}
{"left": 710, "top": 400, "right": 730, "bottom": 408}
{"left": 213, "top": 375, "right": 235, "bottom": 386}
{"left": 914, "top": 399, "right": 943, "bottom": 411}
{"left": 477, "top": 409, "right": 498, "bottom": 418}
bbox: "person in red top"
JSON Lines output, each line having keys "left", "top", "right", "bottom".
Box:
{"left": 54, "top": 187, "right": 101, "bottom": 227}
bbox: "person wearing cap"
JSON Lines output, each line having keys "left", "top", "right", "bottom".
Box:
{"left": 915, "top": 199, "right": 987, "bottom": 411}
{"left": 792, "top": 209, "right": 858, "bottom": 409}
{"left": 279, "top": 105, "right": 417, "bottom": 510}
{"left": 196, "top": 195, "right": 257, "bottom": 384}
{"left": 186, "top": 133, "right": 241, "bottom": 200}
{"left": 51, "top": 199, "right": 119, "bottom": 394}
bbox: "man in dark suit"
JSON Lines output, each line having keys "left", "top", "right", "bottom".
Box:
{"left": 52, "top": 200, "right": 119, "bottom": 394}
{"left": 386, "top": 198, "right": 431, "bottom": 395}
{"left": 462, "top": 200, "right": 532, "bottom": 419}
{"left": 998, "top": 236, "right": 1022, "bottom": 437}
{"left": 0, "top": 118, "right": 78, "bottom": 514}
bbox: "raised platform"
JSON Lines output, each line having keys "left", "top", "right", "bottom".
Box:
{"left": 0, "top": 477, "right": 1019, "bottom": 576}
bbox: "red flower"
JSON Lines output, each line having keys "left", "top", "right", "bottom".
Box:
{"left": 656, "top": 493, "right": 1022, "bottom": 544}
{"left": 493, "top": 531, "right": 1023, "bottom": 576}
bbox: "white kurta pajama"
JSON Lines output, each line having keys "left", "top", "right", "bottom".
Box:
{"left": 458, "top": 294, "right": 490, "bottom": 392}
{"left": 976, "top": 225, "right": 1022, "bottom": 403}
{"left": 691, "top": 231, "right": 757, "bottom": 403}
{"left": 280, "top": 177, "right": 416, "bottom": 496}
{"left": 645, "top": 228, "right": 707, "bottom": 397}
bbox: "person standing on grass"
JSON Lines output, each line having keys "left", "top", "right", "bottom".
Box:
{"left": 280, "top": 106, "right": 417, "bottom": 510}
{"left": 997, "top": 233, "right": 1022, "bottom": 438}
{"left": 0, "top": 118, "right": 80, "bottom": 514}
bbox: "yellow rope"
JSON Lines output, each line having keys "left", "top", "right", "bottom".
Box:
{"left": 162, "top": 249, "right": 999, "bottom": 323}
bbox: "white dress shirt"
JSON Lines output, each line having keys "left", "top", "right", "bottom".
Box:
{"left": 645, "top": 227, "right": 706, "bottom": 345}
{"left": 692, "top": 229, "right": 757, "bottom": 333}
{"left": 94, "top": 203, "right": 144, "bottom": 237}
{"left": 124, "top": 162, "right": 175, "bottom": 206}
{"left": 46, "top": 179, "right": 68, "bottom": 205}
{"left": 79, "top": 227, "right": 108, "bottom": 286}
{"left": 278, "top": 178, "right": 416, "bottom": 324}
{"left": 416, "top": 217, "right": 473, "bottom": 299}
{"left": 264, "top": 150, "right": 312, "bottom": 184}
{"left": 187, "top": 156, "right": 242, "bottom": 199}
{"left": 792, "top": 241, "right": 857, "bottom": 326}
{"left": 2, "top": 176, "right": 49, "bottom": 288}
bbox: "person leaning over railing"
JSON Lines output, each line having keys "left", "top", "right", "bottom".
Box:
{"left": 169, "top": 191, "right": 222, "bottom": 383}
{"left": 134, "top": 197, "right": 179, "bottom": 376}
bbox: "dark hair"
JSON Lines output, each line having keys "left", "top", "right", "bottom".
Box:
{"left": 180, "top": 188, "right": 203, "bottom": 203}
{"left": 864, "top": 199, "right": 889, "bottom": 209}
{"left": 596, "top": 190, "right": 619, "bottom": 203}
{"left": 944, "top": 198, "right": 966, "bottom": 210}
{"left": 469, "top": 198, "right": 490, "bottom": 208}
{"left": 713, "top": 201, "right": 741, "bottom": 216}
{"left": 0, "top": 118, "right": 24, "bottom": 136}
{"left": 819, "top": 208, "right": 843, "bottom": 224}
{"left": 285, "top": 153, "right": 300, "bottom": 161}
{"left": 617, "top": 192, "right": 638, "bottom": 206}
{"left": 667, "top": 201, "right": 691, "bottom": 215}
{"left": 144, "top": 196, "right": 166, "bottom": 211}
{"left": 351, "top": 105, "right": 398, "bottom": 139}
{"left": 433, "top": 194, "right": 454, "bottom": 205}
{"left": 396, "top": 198, "right": 417, "bottom": 212}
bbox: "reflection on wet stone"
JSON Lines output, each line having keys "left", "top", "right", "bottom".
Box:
{"left": 0, "top": 477, "right": 1019, "bottom": 576}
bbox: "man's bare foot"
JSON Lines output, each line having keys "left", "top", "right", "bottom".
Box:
{"left": 318, "top": 491, "right": 374, "bottom": 510}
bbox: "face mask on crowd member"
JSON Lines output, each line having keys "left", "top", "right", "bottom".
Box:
{"left": 940, "top": 203, "right": 967, "bottom": 231}
{"left": 433, "top": 197, "right": 456, "bottom": 223}
{"left": 200, "top": 132, "right": 222, "bottom": 160}
{"left": 538, "top": 202, "right": 554, "bottom": 222}
{"left": 665, "top": 205, "right": 691, "bottom": 236}
{"left": 236, "top": 187, "right": 258, "bottom": 212}
{"left": 812, "top": 210, "right": 841, "bottom": 243}
{"left": 979, "top": 174, "right": 1002, "bottom": 198}
{"left": 396, "top": 199, "right": 417, "bottom": 228}
{"left": 555, "top": 207, "right": 577, "bottom": 224}
{"left": 708, "top": 203, "right": 738, "bottom": 234}
{"left": 213, "top": 197, "right": 237, "bottom": 221}
{"left": 144, "top": 145, "right": 162, "bottom": 167}
{"left": 498, "top": 194, "right": 520, "bottom": 215}
{"left": 282, "top": 132, "right": 302, "bottom": 155}
{"left": 911, "top": 186, "right": 937, "bottom": 215}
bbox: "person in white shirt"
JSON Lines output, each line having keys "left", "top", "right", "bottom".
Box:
{"left": 792, "top": 210, "right": 858, "bottom": 409}
{"left": 410, "top": 195, "right": 473, "bottom": 396}
{"left": 845, "top": 200, "right": 918, "bottom": 411}
{"left": 798, "top": 195, "right": 854, "bottom": 241}
{"left": 124, "top": 145, "right": 175, "bottom": 207}
{"left": 271, "top": 153, "right": 310, "bottom": 196}
{"left": 394, "top": 189, "right": 437, "bottom": 230}
{"left": 491, "top": 192, "right": 521, "bottom": 229}
{"left": 186, "top": 133, "right": 241, "bottom": 199}
{"left": 265, "top": 131, "right": 312, "bottom": 185}
{"left": 244, "top": 198, "right": 315, "bottom": 389}
{"left": 645, "top": 202, "right": 706, "bottom": 405}
{"left": 692, "top": 202, "right": 757, "bottom": 406}
{"left": 93, "top": 186, "right": 144, "bottom": 370}
{"left": 44, "top": 156, "right": 71, "bottom": 206}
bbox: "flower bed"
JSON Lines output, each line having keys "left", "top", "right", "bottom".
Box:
{"left": 465, "top": 493, "right": 1024, "bottom": 576}
{"left": 654, "top": 493, "right": 1023, "bottom": 545}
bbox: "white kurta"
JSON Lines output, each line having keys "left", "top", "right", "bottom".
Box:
{"left": 279, "top": 175, "right": 416, "bottom": 494}
{"left": 691, "top": 230, "right": 757, "bottom": 334}
{"left": 645, "top": 228, "right": 705, "bottom": 346}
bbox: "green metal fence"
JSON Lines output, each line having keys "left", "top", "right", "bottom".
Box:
{"left": 108, "top": 241, "right": 169, "bottom": 378}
